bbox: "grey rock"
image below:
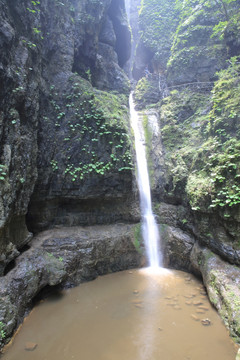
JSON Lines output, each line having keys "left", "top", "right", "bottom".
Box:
{"left": 0, "top": 224, "right": 143, "bottom": 349}
{"left": 190, "top": 242, "right": 240, "bottom": 339}
{"left": 94, "top": 42, "right": 130, "bottom": 92}
{"left": 160, "top": 224, "right": 195, "bottom": 271}
{"left": 0, "top": 0, "right": 132, "bottom": 273}
{"left": 99, "top": 15, "right": 116, "bottom": 47}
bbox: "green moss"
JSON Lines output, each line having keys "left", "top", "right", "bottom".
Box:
{"left": 0, "top": 322, "right": 6, "bottom": 341}
{"left": 159, "top": 59, "right": 240, "bottom": 212}
{"left": 166, "top": 0, "right": 240, "bottom": 81}
{"left": 48, "top": 75, "right": 133, "bottom": 182}
{"left": 139, "top": 0, "right": 179, "bottom": 68}
{"left": 94, "top": 90, "right": 129, "bottom": 130}
{"left": 186, "top": 173, "right": 211, "bottom": 211}
{"left": 209, "top": 57, "right": 240, "bottom": 139}
{"left": 134, "top": 224, "right": 143, "bottom": 254}
{"left": 134, "top": 77, "right": 156, "bottom": 109}
{"left": 141, "top": 113, "right": 155, "bottom": 187}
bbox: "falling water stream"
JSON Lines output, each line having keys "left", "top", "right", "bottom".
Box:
{"left": 129, "top": 93, "right": 162, "bottom": 268}
{"left": 1, "top": 95, "right": 238, "bottom": 360}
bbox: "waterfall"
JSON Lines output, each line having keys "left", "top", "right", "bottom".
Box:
{"left": 130, "top": 93, "right": 162, "bottom": 269}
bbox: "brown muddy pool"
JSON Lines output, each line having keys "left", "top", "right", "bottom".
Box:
{"left": 2, "top": 268, "right": 238, "bottom": 360}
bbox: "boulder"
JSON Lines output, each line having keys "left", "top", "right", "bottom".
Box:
{"left": 0, "top": 223, "right": 143, "bottom": 349}
{"left": 190, "top": 242, "right": 240, "bottom": 341}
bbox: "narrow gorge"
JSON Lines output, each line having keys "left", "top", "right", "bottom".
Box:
{"left": 0, "top": 0, "right": 240, "bottom": 355}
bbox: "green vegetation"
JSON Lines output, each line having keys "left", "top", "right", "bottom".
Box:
{"left": 168, "top": 0, "right": 240, "bottom": 81}
{"left": 0, "top": 165, "right": 7, "bottom": 182}
{"left": 0, "top": 322, "right": 6, "bottom": 340}
{"left": 135, "top": 0, "right": 240, "bottom": 221}
{"left": 134, "top": 77, "right": 157, "bottom": 108}
{"left": 48, "top": 76, "right": 133, "bottom": 183}
{"left": 138, "top": 0, "right": 239, "bottom": 76}
{"left": 134, "top": 224, "right": 143, "bottom": 254}
{"left": 139, "top": 0, "right": 179, "bottom": 69}
{"left": 158, "top": 56, "right": 240, "bottom": 212}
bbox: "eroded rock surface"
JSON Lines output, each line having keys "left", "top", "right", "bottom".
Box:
{"left": 191, "top": 243, "right": 240, "bottom": 341}
{"left": 0, "top": 0, "right": 133, "bottom": 274}
{"left": 0, "top": 224, "right": 143, "bottom": 349}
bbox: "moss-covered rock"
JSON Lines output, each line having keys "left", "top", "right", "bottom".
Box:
{"left": 167, "top": 4, "right": 226, "bottom": 84}
{"left": 191, "top": 242, "right": 240, "bottom": 342}
{"left": 0, "top": 0, "right": 133, "bottom": 273}
{"left": 27, "top": 75, "right": 137, "bottom": 232}
{"left": 134, "top": 76, "right": 161, "bottom": 109}
{"left": 133, "top": 0, "right": 179, "bottom": 78}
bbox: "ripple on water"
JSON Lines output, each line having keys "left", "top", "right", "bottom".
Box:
{"left": 2, "top": 268, "right": 238, "bottom": 360}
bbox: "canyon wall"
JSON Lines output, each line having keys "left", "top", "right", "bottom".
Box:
{"left": 133, "top": 0, "right": 240, "bottom": 341}
{"left": 0, "top": 0, "right": 138, "bottom": 276}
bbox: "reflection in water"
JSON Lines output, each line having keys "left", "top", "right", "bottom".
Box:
{"left": 2, "top": 269, "right": 237, "bottom": 360}
{"left": 137, "top": 268, "right": 171, "bottom": 360}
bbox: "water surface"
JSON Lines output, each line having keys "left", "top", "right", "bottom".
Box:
{"left": 2, "top": 269, "right": 237, "bottom": 360}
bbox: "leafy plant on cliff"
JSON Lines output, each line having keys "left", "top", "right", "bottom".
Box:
{"left": 167, "top": 0, "right": 240, "bottom": 82}
{"left": 47, "top": 76, "right": 133, "bottom": 183}
{"left": 160, "top": 57, "right": 240, "bottom": 211}
{"left": 209, "top": 56, "right": 240, "bottom": 139}
{"left": 0, "top": 165, "right": 7, "bottom": 182}
{"left": 0, "top": 322, "right": 6, "bottom": 340}
{"left": 175, "top": 0, "right": 238, "bottom": 22}
{"left": 138, "top": 0, "right": 179, "bottom": 68}
{"left": 134, "top": 77, "right": 156, "bottom": 108}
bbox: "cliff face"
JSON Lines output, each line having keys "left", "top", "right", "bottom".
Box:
{"left": 134, "top": 0, "right": 240, "bottom": 263}
{"left": 133, "top": 0, "right": 240, "bottom": 340}
{"left": 0, "top": 0, "right": 135, "bottom": 275}
{"left": 1, "top": 0, "right": 240, "bottom": 349}
{"left": 134, "top": 0, "right": 240, "bottom": 83}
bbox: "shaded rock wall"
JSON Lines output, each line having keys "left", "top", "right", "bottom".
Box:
{"left": 137, "top": 102, "right": 240, "bottom": 341}
{"left": 0, "top": 0, "right": 133, "bottom": 275}
{"left": 133, "top": 0, "right": 240, "bottom": 86}
{"left": 190, "top": 242, "right": 240, "bottom": 341}
{"left": 132, "top": 0, "right": 179, "bottom": 80}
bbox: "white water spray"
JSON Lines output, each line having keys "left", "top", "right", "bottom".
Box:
{"left": 130, "top": 93, "right": 162, "bottom": 269}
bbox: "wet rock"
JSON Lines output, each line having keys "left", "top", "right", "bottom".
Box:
{"left": 25, "top": 342, "right": 38, "bottom": 351}
{"left": 134, "top": 304, "right": 143, "bottom": 309}
{"left": 155, "top": 203, "right": 193, "bottom": 233}
{"left": 99, "top": 15, "right": 116, "bottom": 47}
{"left": 191, "top": 242, "right": 240, "bottom": 338}
{"left": 0, "top": 0, "right": 133, "bottom": 276}
{"left": 201, "top": 319, "right": 211, "bottom": 326}
{"left": 131, "top": 299, "right": 143, "bottom": 305}
{"left": 193, "top": 300, "right": 203, "bottom": 306}
{"left": 191, "top": 314, "right": 200, "bottom": 322}
{"left": 0, "top": 224, "right": 143, "bottom": 350}
{"left": 184, "top": 295, "right": 193, "bottom": 299}
{"left": 198, "top": 306, "right": 209, "bottom": 311}
{"left": 196, "top": 309, "right": 205, "bottom": 314}
{"left": 190, "top": 293, "right": 197, "bottom": 297}
{"left": 94, "top": 42, "right": 130, "bottom": 92}
{"left": 161, "top": 225, "right": 195, "bottom": 271}
{"left": 193, "top": 213, "right": 240, "bottom": 266}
